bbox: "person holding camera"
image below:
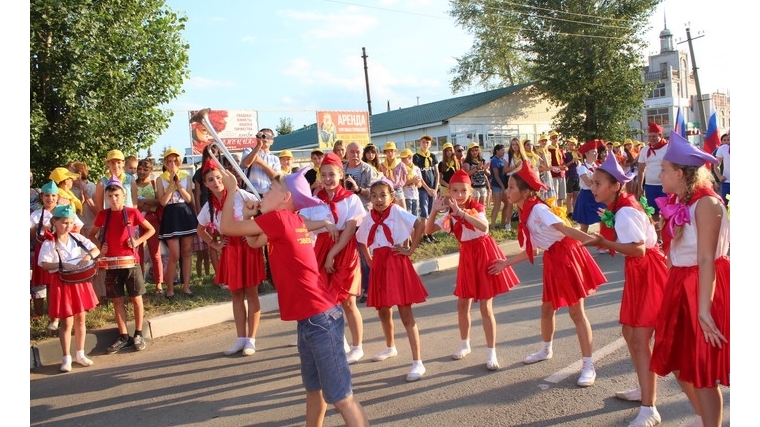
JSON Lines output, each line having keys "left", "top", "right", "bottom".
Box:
{"left": 343, "top": 142, "right": 382, "bottom": 210}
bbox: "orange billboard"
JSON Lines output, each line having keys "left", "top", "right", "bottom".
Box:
{"left": 316, "top": 110, "right": 370, "bottom": 150}
{"left": 189, "top": 109, "right": 259, "bottom": 154}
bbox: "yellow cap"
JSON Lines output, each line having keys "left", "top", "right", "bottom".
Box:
{"left": 442, "top": 142, "right": 454, "bottom": 151}
{"left": 538, "top": 133, "right": 549, "bottom": 141}
{"left": 567, "top": 136, "right": 578, "bottom": 143}
{"left": 106, "top": 149, "right": 125, "bottom": 162}
{"left": 399, "top": 148, "right": 413, "bottom": 158}
{"left": 49, "top": 167, "right": 79, "bottom": 183}
{"left": 383, "top": 141, "right": 397, "bottom": 152}
{"left": 278, "top": 150, "right": 293, "bottom": 158}
{"left": 468, "top": 142, "right": 479, "bottom": 150}
{"left": 163, "top": 148, "right": 182, "bottom": 160}
{"left": 549, "top": 130, "right": 560, "bottom": 137}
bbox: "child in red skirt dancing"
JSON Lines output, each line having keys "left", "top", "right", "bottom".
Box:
{"left": 489, "top": 162, "right": 606, "bottom": 387}
{"left": 650, "top": 133, "right": 730, "bottom": 427}
{"left": 587, "top": 151, "right": 668, "bottom": 426}
{"left": 356, "top": 179, "right": 429, "bottom": 382}
{"left": 300, "top": 152, "right": 367, "bottom": 364}
{"left": 196, "top": 159, "right": 266, "bottom": 356}
{"left": 37, "top": 205, "right": 100, "bottom": 372}
{"left": 425, "top": 169, "right": 520, "bottom": 371}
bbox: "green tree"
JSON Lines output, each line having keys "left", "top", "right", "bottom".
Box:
{"left": 30, "top": 0, "right": 189, "bottom": 183}
{"left": 276, "top": 117, "right": 295, "bottom": 136}
{"left": 449, "top": 0, "right": 658, "bottom": 140}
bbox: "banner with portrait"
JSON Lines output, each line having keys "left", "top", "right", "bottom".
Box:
{"left": 189, "top": 110, "right": 259, "bottom": 154}
{"left": 316, "top": 110, "right": 370, "bottom": 150}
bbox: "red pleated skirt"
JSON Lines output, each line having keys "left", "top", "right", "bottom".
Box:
{"left": 650, "top": 256, "right": 730, "bottom": 388}
{"left": 47, "top": 273, "right": 99, "bottom": 319}
{"left": 215, "top": 236, "right": 266, "bottom": 292}
{"left": 620, "top": 248, "right": 668, "bottom": 327}
{"left": 367, "top": 247, "right": 428, "bottom": 308}
{"left": 314, "top": 231, "right": 361, "bottom": 302}
{"left": 542, "top": 237, "right": 606, "bottom": 309}
{"left": 455, "top": 235, "right": 520, "bottom": 300}
{"left": 31, "top": 241, "right": 53, "bottom": 286}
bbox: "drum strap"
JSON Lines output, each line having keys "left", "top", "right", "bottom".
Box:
{"left": 101, "top": 209, "right": 137, "bottom": 257}
{"left": 55, "top": 234, "right": 95, "bottom": 272}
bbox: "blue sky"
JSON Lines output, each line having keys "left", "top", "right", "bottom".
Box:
{"left": 143, "top": 0, "right": 733, "bottom": 157}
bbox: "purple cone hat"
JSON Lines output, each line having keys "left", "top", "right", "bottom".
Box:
{"left": 599, "top": 150, "right": 635, "bottom": 184}
{"left": 106, "top": 175, "right": 124, "bottom": 189}
{"left": 284, "top": 167, "right": 324, "bottom": 211}
{"left": 663, "top": 132, "right": 717, "bottom": 167}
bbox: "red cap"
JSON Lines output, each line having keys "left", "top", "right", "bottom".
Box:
{"left": 578, "top": 139, "right": 602, "bottom": 154}
{"left": 321, "top": 152, "right": 343, "bottom": 169}
{"left": 449, "top": 169, "right": 471, "bottom": 186}
{"left": 648, "top": 122, "right": 663, "bottom": 134}
{"left": 515, "top": 161, "right": 548, "bottom": 191}
{"left": 202, "top": 158, "right": 222, "bottom": 175}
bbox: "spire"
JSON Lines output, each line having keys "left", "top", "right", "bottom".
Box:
{"left": 659, "top": 11, "right": 674, "bottom": 53}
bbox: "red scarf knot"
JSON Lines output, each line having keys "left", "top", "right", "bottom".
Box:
{"left": 367, "top": 206, "right": 393, "bottom": 247}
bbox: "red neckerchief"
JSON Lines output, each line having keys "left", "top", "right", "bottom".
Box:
{"left": 599, "top": 193, "right": 642, "bottom": 256}
{"left": 518, "top": 196, "right": 542, "bottom": 264}
{"left": 316, "top": 185, "right": 353, "bottom": 223}
{"left": 646, "top": 139, "right": 668, "bottom": 158}
{"left": 367, "top": 206, "right": 393, "bottom": 247}
{"left": 449, "top": 199, "right": 480, "bottom": 240}
{"left": 209, "top": 190, "right": 228, "bottom": 233}
{"left": 658, "top": 185, "right": 721, "bottom": 254}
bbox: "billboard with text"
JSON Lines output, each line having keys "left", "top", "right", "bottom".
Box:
{"left": 316, "top": 110, "right": 370, "bottom": 150}
{"left": 189, "top": 110, "right": 259, "bottom": 154}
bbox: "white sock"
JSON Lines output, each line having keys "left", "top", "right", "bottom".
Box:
{"left": 75, "top": 350, "right": 86, "bottom": 359}
{"left": 487, "top": 347, "right": 497, "bottom": 360}
{"left": 541, "top": 341, "right": 552, "bottom": 352}
{"left": 237, "top": 337, "right": 247, "bottom": 345}
{"left": 582, "top": 356, "right": 593, "bottom": 367}
{"left": 388, "top": 346, "right": 397, "bottom": 352}
{"left": 247, "top": 338, "right": 255, "bottom": 346}
{"left": 62, "top": 355, "right": 72, "bottom": 363}
{"left": 412, "top": 359, "right": 424, "bottom": 368}
{"left": 461, "top": 339, "right": 471, "bottom": 349}
{"left": 351, "top": 344, "right": 363, "bottom": 351}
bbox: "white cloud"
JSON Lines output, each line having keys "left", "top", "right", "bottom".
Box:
{"left": 188, "top": 76, "right": 235, "bottom": 89}
{"left": 277, "top": 7, "right": 378, "bottom": 39}
{"left": 241, "top": 36, "right": 255, "bottom": 44}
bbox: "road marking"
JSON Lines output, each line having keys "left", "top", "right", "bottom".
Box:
{"left": 543, "top": 337, "right": 627, "bottom": 384}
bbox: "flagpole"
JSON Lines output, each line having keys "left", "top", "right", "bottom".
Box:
{"left": 683, "top": 26, "right": 707, "bottom": 136}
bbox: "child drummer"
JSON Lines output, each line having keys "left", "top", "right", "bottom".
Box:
{"left": 88, "top": 176, "right": 154, "bottom": 354}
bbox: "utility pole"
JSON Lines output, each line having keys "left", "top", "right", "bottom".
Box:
{"left": 680, "top": 27, "right": 706, "bottom": 134}
{"left": 362, "top": 47, "right": 372, "bottom": 116}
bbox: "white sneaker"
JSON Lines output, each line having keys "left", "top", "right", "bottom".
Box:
{"left": 242, "top": 340, "right": 256, "bottom": 356}
{"left": 60, "top": 356, "right": 72, "bottom": 373}
{"left": 343, "top": 336, "right": 351, "bottom": 354}
{"left": 451, "top": 346, "right": 472, "bottom": 360}
{"left": 678, "top": 416, "right": 703, "bottom": 427}
{"left": 223, "top": 340, "right": 246, "bottom": 356}
{"left": 577, "top": 362, "right": 596, "bottom": 387}
{"left": 486, "top": 357, "right": 500, "bottom": 371}
{"left": 346, "top": 348, "right": 364, "bottom": 364}
{"left": 75, "top": 356, "right": 94, "bottom": 367}
{"left": 504, "top": 224, "right": 511, "bottom": 231}
{"left": 372, "top": 347, "right": 398, "bottom": 362}
{"left": 616, "top": 386, "right": 642, "bottom": 401}
{"left": 628, "top": 406, "right": 661, "bottom": 427}
{"left": 406, "top": 363, "right": 426, "bottom": 382}
{"left": 523, "top": 348, "right": 553, "bottom": 364}
{"left": 47, "top": 320, "right": 59, "bottom": 331}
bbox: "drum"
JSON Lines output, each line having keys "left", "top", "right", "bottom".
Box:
{"left": 97, "top": 256, "right": 137, "bottom": 270}
{"left": 60, "top": 261, "right": 98, "bottom": 284}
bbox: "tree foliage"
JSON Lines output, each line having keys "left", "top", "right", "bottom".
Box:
{"left": 276, "top": 117, "right": 295, "bottom": 136}
{"left": 30, "top": 0, "right": 189, "bottom": 184}
{"left": 449, "top": 0, "right": 659, "bottom": 140}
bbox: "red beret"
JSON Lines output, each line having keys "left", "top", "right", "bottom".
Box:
{"left": 515, "top": 161, "right": 548, "bottom": 191}
{"left": 648, "top": 122, "right": 663, "bottom": 134}
{"left": 202, "top": 158, "right": 222, "bottom": 175}
{"left": 449, "top": 169, "right": 471, "bottom": 186}
{"left": 578, "top": 139, "right": 602, "bottom": 154}
{"left": 321, "top": 152, "right": 344, "bottom": 169}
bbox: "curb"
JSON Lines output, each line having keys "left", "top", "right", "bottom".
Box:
{"left": 31, "top": 235, "right": 528, "bottom": 368}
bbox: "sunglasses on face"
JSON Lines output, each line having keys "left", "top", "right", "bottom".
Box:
{"left": 257, "top": 134, "right": 272, "bottom": 140}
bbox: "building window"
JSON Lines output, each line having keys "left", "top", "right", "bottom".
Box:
{"left": 648, "top": 83, "right": 666, "bottom": 99}
{"left": 647, "top": 108, "right": 670, "bottom": 127}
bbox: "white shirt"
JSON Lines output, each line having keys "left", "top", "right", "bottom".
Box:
{"left": 577, "top": 162, "right": 596, "bottom": 190}
{"left": 30, "top": 209, "right": 85, "bottom": 233}
{"left": 637, "top": 143, "right": 669, "bottom": 186}
{"left": 715, "top": 144, "right": 730, "bottom": 182}
{"left": 197, "top": 190, "right": 257, "bottom": 231}
{"left": 523, "top": 204, "right": 565, "bottom": 251}
{"left": 299, "top": 194, "right": 366, "bottom": 233}
{"left": 669, "top": 198, "right": 730, "bottom": 267}
{"left": 38, "top": 232, "right": 97, "bottom": 273}
{"left": 614, "top": 207, "right": 658, "bottom": 249}
{"left": 434, "top": 209, "right": 489, "bottom": 242}
{"left": 356, "top": 204, "right": 416, "bottom": 253}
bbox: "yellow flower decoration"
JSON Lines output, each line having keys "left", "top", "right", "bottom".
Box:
{"left": 546, "top": 197, "right": 571, "bottom": 226}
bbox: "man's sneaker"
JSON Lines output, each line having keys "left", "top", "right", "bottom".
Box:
{"left": 133, "top": 335, "right": 146, "bottom": 351}
{"left": 451, "top": 346, "right": 471, "bottom": 360}
{"left": 242, "top": 340, "right": 255, "bottom": 356}
{"left": 616, "top": 386, "right": 643, "bottom": 401}
{"left": 107, "top": 336, "right": 134, "bottom": 354}
{"left": 577, "top": 362, "right": 596, "bottom": 387}
{"left": 372, "top": 347, "right": 398, "bottom": 362}
{"left": 224, "top": 340, "right": 246, "bottom": 355}
{"left": 523, "top": 348, "right": 553, "bottom": 364}
{"left": 628, "top": 406, "right": 661, "bottom": 427}
{"left": 346, "top": 348, "right": 364, "bottom": 364}
{"left": 405, "top": 363, "right": 426, "bottom": 382}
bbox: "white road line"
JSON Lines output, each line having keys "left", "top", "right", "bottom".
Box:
{"left": 543, "top": 337, "right": 627, "bottom": 384}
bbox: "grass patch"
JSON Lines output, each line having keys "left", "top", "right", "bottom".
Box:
{"left": 31, "top": 210, "right": 517, "bottom": 345}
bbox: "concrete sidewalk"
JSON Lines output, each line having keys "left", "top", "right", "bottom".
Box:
{"left": 30, "top": 232, "right": 543, "bottom": 368}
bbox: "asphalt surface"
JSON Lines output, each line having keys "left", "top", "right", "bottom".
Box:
{"left": 30, "top": 241, "right": 731, "bottom": 426}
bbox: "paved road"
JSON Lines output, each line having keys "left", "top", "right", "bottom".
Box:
{"left": 30, "top": 252, "right": 730, "bottom": 426}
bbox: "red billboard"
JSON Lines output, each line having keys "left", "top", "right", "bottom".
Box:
{"left": 189, "top": 109, "right": 259, "bottom": 154}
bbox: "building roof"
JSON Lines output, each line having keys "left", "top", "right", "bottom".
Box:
{"left": 272, "top": 82, "right": 533, "bottom": 151}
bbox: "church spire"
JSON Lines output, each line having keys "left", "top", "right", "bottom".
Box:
{"left": 659, "top": 12, "right": 674, "bottom": 53}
